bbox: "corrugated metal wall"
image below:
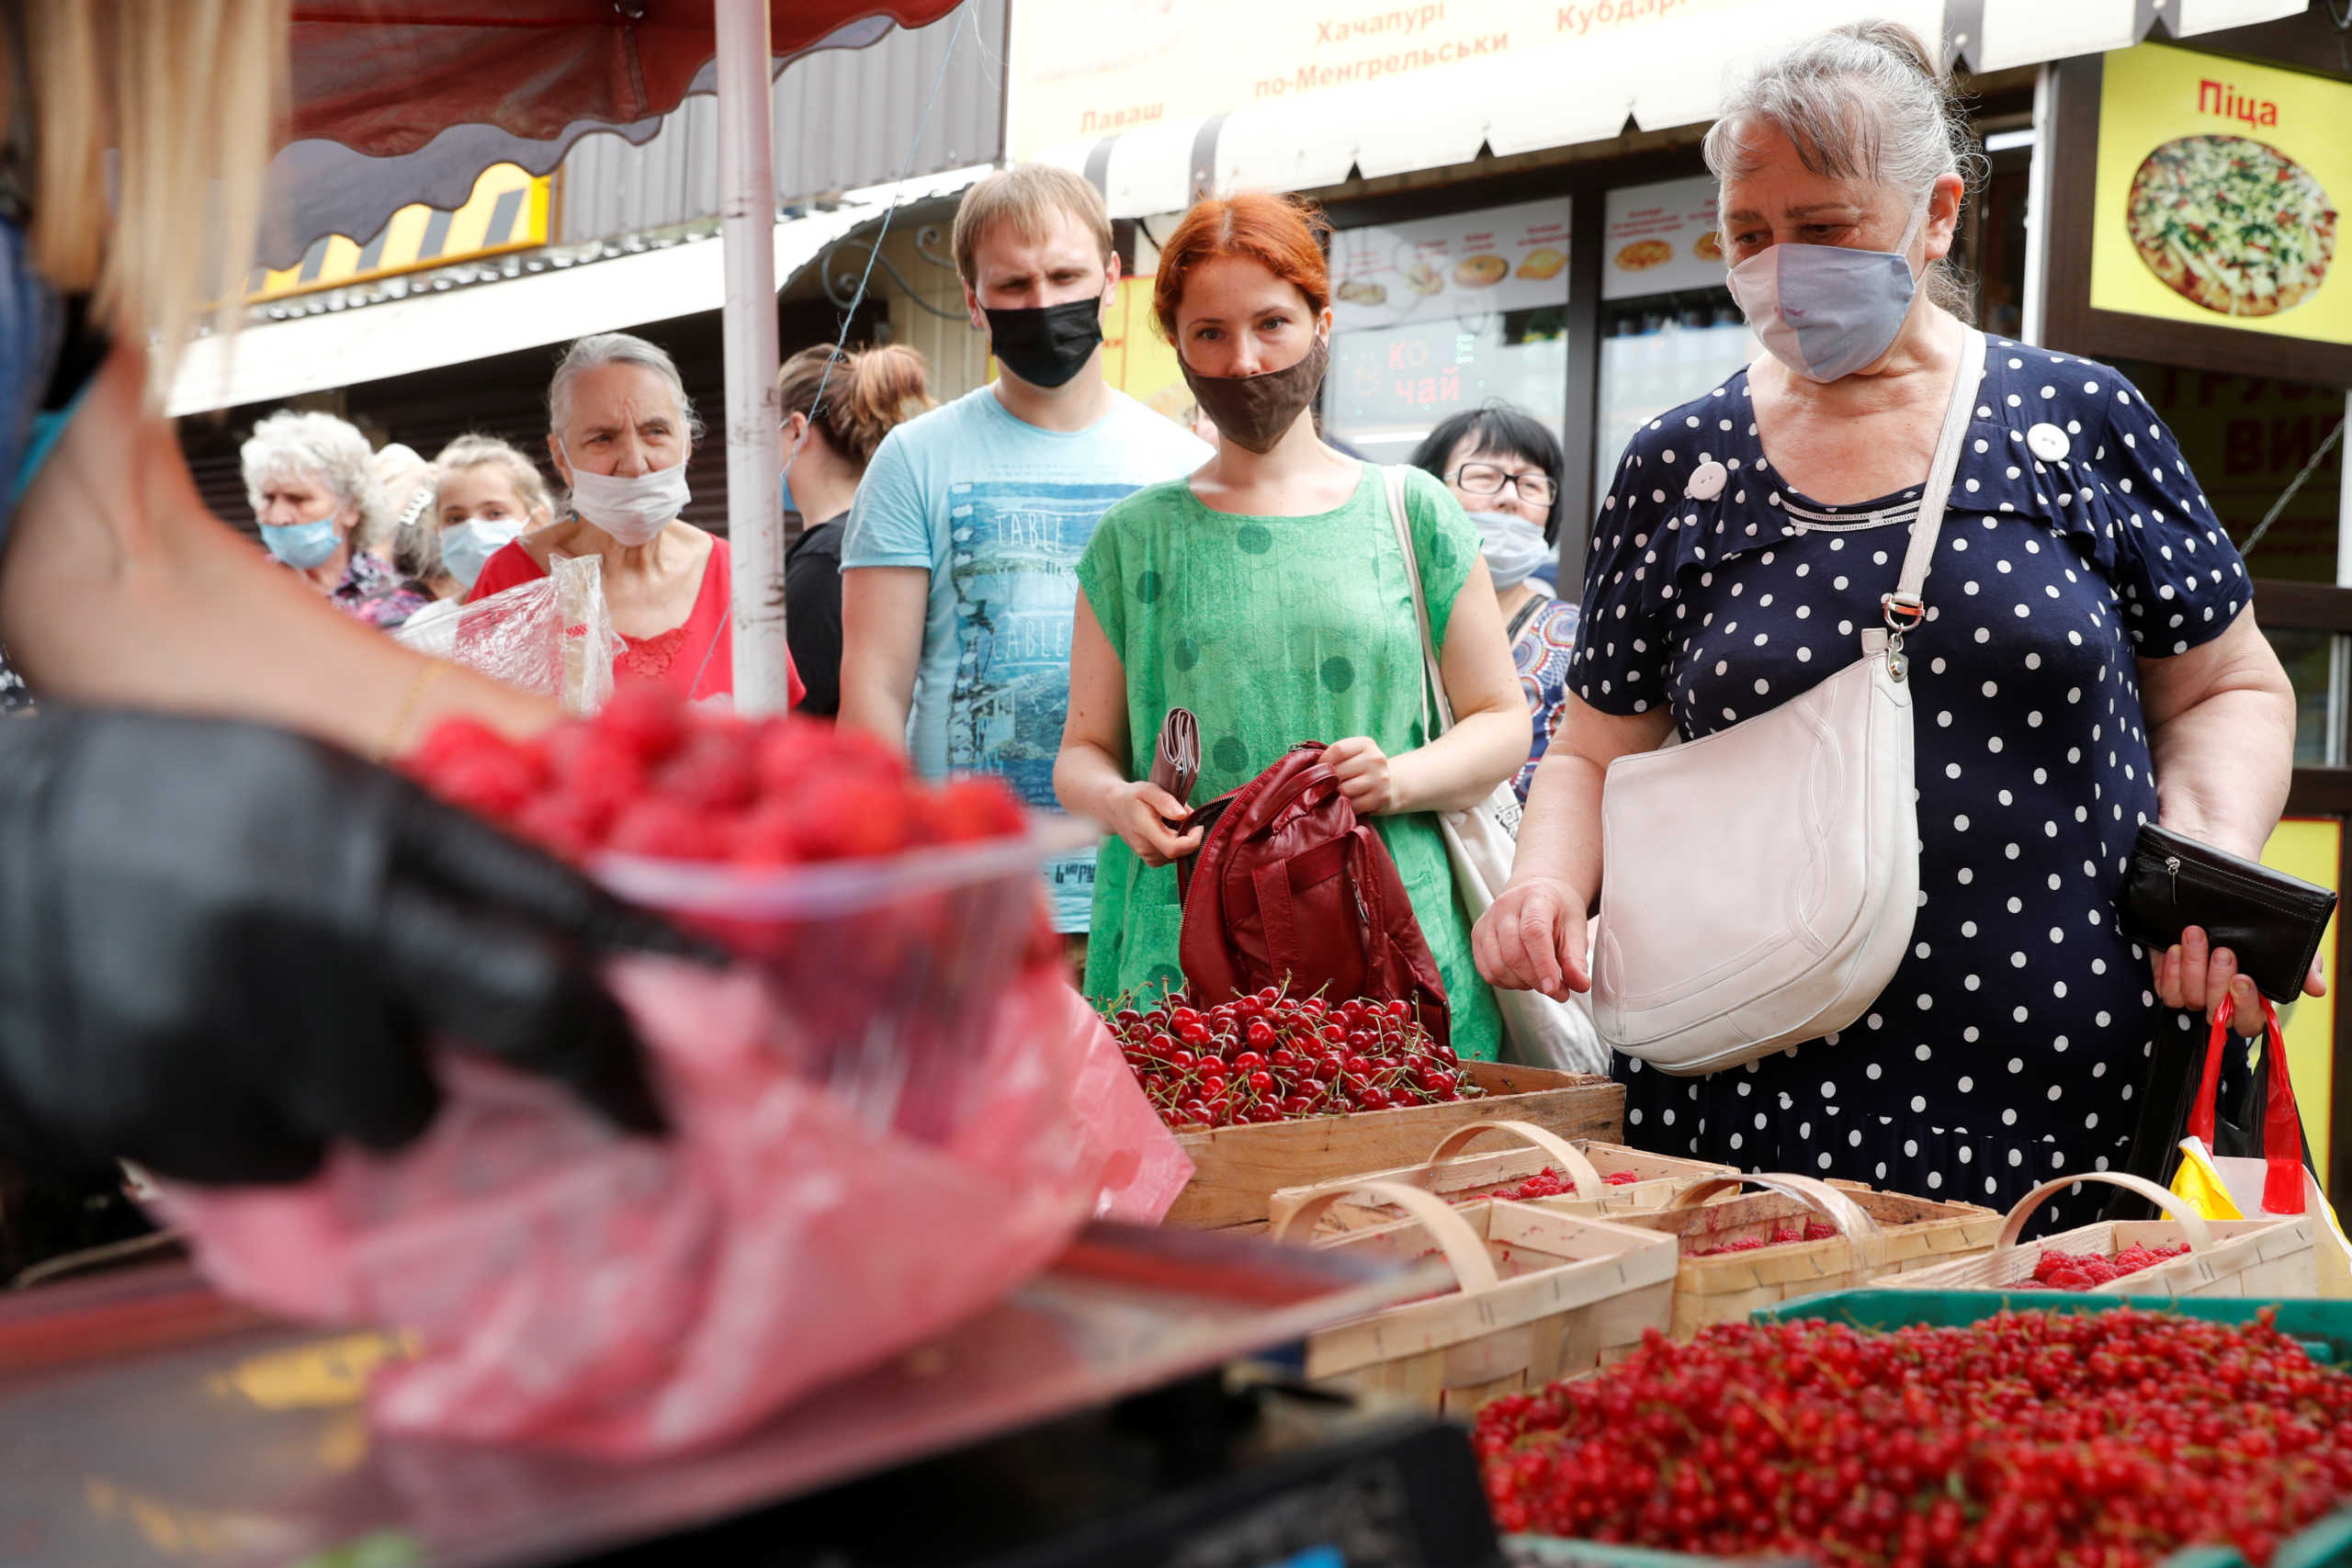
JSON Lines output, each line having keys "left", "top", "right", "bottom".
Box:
{"left": 874, "top": 223, "right": 993, "bottom": 403}
{"left": 558, "top": 0, "right": 1005, "bottom": 245}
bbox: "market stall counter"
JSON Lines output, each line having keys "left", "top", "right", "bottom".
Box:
{"left": 0, "top": 1223, "right": 1500, "bottom": 1568}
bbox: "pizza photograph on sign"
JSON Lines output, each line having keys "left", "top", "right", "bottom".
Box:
{"left": 2091, "top": 43, "right": 2352, "bottom": 349}
{"left": 2126, "top": 134, "right": 2336, "bottom": 319}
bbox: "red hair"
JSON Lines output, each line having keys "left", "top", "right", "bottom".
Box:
{"left": 1151, "top": 191, "right": 1331, "bottom": 342}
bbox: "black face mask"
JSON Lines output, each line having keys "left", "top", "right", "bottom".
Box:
{"left": 984, "top": 296, "right": 1105, "bottom": 389}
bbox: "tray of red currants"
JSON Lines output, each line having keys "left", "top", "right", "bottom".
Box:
{"left": 1489, "top": 1296, "right": 2352, "bottom": 1568}
{"left": 404, "top": 685, "right": 1087, "bottom": 1145}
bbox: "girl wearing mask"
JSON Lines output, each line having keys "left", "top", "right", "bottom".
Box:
{"left": 1056, "top": 191, "right": 1528, "bottom": 1062}
{"left": 469, "top": 332, "right": 800, "bottom": 705}
{"left": 430, "top": 434, "right": 557, "bottom": 597}
{"left": 1410, "top": 403, "right": 1577, "bottom": 804}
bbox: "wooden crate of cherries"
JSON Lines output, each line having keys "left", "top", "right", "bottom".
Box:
{"left": 1109, "top": 987, "right": 1473, "bottom": 1129}
{"left": 1105, "top": 987, "right": 1625, "bottom": 1232}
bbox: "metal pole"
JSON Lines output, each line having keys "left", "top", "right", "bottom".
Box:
{"left": 716, "top": 0, "right": 789, "bottom": 714}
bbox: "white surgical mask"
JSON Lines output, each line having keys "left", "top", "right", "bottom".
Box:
{"left": 1468, "top": 510, "right": 1550, "bottom": 590}
{"left": 560, "top": 441, "right": 689, "bottom": 546}
{"left": 439, "top": 515, "right": 526, "bottom": 590}
{"left": 1725, "top": 194, "right": 1929, "bottom": 383}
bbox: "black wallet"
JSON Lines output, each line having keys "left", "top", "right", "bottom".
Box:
{"left": 2116, "top": 824, "right": 2336, "bottom": 1001}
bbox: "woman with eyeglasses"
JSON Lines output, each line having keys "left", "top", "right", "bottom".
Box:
{"left": 1411, "top": 403, "right": 1576, "bottom": 803}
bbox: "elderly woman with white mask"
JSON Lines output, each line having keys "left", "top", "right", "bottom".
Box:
{"left": 468, "top": 332, "right": 800, "bottom": 704}
{"left": 240, "top": 411, "right": 431, "bottom": 630}
{"left": 1475, "top": 21, "right": 2307, "bottom": 1227}
{"left": 1411, "top": 402, "right": 1576, "bottom": 804}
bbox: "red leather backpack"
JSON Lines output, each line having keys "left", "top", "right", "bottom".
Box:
{"left": 1176, "top": 743, "right": 1452, "bottom": 1050}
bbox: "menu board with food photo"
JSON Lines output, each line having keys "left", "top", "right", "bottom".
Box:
{"left": 2090, "top": 43, "right": 2351, "bottom": 347}
{"left": 1329, "top": 199, "right": 1572, "bottom": 333}
{"left": 1601, "top": 176, "right": 1730, "bottom": 300}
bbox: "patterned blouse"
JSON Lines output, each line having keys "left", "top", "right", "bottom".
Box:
{"left": 1510, "top": 595, "right": 1580, "bottom": 803}
{"left": 325, "top": 551, "right": 434, "bottom": 631}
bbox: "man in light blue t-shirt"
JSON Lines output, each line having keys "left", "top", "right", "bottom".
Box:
{"left": 839, "top": 165, "right": 1209, "bottom": 934}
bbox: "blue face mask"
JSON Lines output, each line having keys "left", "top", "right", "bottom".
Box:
{"left": 260, "top": 510, "right": 343, "bottom": 570}
{"left": 439, "top": 515, "right": 525, "bottom": 591}
{"left": 1724, "top": 195, "right": 1929, "bottom": 383}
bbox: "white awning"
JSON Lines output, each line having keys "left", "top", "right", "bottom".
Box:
{"left": 1032, "top": 0, "right": 2306, "bottom": 218}
{"left": 169, "top": 164, "right": 988, "bottom": 417}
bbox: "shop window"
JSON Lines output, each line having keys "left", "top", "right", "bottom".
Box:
{"left": 1591, "top": 177, "right": 1755, "bottom": 494}
{"left": 1594, "top": 290, "right": 1752, "bottom": 497}
{"left": 1963, "top": 150, "right": 2030, "bottom": 342}
{"left": 1323, "top": 198, "right": 1573, "bottom": 465}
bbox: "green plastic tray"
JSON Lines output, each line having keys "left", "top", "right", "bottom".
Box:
{"left": 1756, "top": 1288, "right": 2352, "bottom": 1365}
{"left": 1506, "top": 1291, "right": 2352, "bottom": 1568}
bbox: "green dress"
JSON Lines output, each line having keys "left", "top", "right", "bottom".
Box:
{"left": 1074, "top": 464, "right": 1505, "bottom": 1062}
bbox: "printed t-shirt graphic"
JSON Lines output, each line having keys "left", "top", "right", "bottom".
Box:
{"left": 945, "top": 478, "right": 1141, "bottom": 924}
{"left": 840, "top": 386, "right": 1211, "bottom": 933}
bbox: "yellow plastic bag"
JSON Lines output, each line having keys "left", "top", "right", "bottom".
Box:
{"left": 2172, "top": 1134, "right": 2351, "bottom": 1298}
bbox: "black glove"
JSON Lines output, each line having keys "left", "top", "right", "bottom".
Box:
{"left": 0, "top": 707, "right": 710, "bottom": 1185}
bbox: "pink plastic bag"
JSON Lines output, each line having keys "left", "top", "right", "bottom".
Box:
{"left": 150, "top": 959, "right": 1154, "bottom": 1458}
{"left": 1054, "top": 983, "right": 1194, "bottom": 1223}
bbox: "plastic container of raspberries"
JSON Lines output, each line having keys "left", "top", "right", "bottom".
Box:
{"left": 402, "top": 689, "right": 1102, "bottom": 1150}
{"left": 596, "top": 817, "right": 1094, "bottom": 1147}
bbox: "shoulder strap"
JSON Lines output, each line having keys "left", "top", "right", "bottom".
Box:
{"left": 1381, "top": 465, "right": 1455, "bottom": 739}
{"left": 1505, "top": 594, "right": 1545, "bottom": 643}
{"left": 1881, "top": 326, "right": 1987, "bottom": 633}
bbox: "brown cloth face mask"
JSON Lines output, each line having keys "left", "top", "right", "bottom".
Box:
{"left": 1180, "top": 333, "right": 1330, "bottom": 454}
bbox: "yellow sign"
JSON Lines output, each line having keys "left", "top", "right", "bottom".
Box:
{"left": 1007, "top": 0, "right": 1758, "bottom": 159}
{"left": 249, "top": 163, "right": 549, "bottom": 302}
{"left": 2092, "top": 43, "right": 2352, "bottom": 346}
{"left": 1104, "top": 276, "right": 1193, "bottom": 424}
{"left": 2261, "top": 817, "right": 2337, "bottom": 1180}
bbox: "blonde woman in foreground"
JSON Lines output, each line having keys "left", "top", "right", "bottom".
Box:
{"left": 0, "top": 2, "right": 688, "bottom": 1215}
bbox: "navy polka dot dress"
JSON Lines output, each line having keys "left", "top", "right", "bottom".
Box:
{"left": 1575, "top": 336, "right": 2249, "bottom": 1229}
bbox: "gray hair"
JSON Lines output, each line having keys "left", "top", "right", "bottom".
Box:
{"left": 1703, "top": 21, "right": 1987, "bottom": 316}
{"left": 546, "top": 332, "right": 704, "bottom": 442}
{"left": 239, "top": 409, "right": 387, "bottom": 539}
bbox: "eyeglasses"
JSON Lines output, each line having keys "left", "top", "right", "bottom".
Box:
{"left": 1451, "top": 463, "right": 1557, "bottom": 507}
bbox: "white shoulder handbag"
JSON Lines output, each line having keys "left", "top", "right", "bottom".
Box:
{"left": 1381, "top": 468, "right": 1611, "bottom": 1076}
{"left": 1590, "top": 328, "right": 1986, "bottom": 1075}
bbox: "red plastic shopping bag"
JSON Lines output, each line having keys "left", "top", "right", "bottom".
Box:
{"left": 2173, "top": 995, "right": 2351, "bottom": 1294}
{"left": 148, "top": 958, "right": 1114, "bottom": 1458}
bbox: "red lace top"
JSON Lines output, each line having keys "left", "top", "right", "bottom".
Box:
{"left": 467, "top": 536, "right": 802, "bottom": 705}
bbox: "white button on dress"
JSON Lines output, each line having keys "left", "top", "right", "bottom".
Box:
{"left": 1684, "top": 459, "right": 1728, "bottom": 501}
{"left": 2026, "top": 423, "right": 2070, "bottom": 462}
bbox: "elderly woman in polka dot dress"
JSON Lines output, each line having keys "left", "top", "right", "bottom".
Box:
{"left": 1474, "top": 22, "right": 2312, "bottom": 1228}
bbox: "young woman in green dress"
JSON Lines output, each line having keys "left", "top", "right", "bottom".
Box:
{"left": 1054, "top": 191, "right": 1530, "bottom": 1061}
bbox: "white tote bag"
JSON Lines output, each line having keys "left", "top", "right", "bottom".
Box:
{"left": 1589, "top": 328, "right": 1987, "bottom": 1075}
{"left": 1381, "top": 468, "right": 1611, "bottom": 1076}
